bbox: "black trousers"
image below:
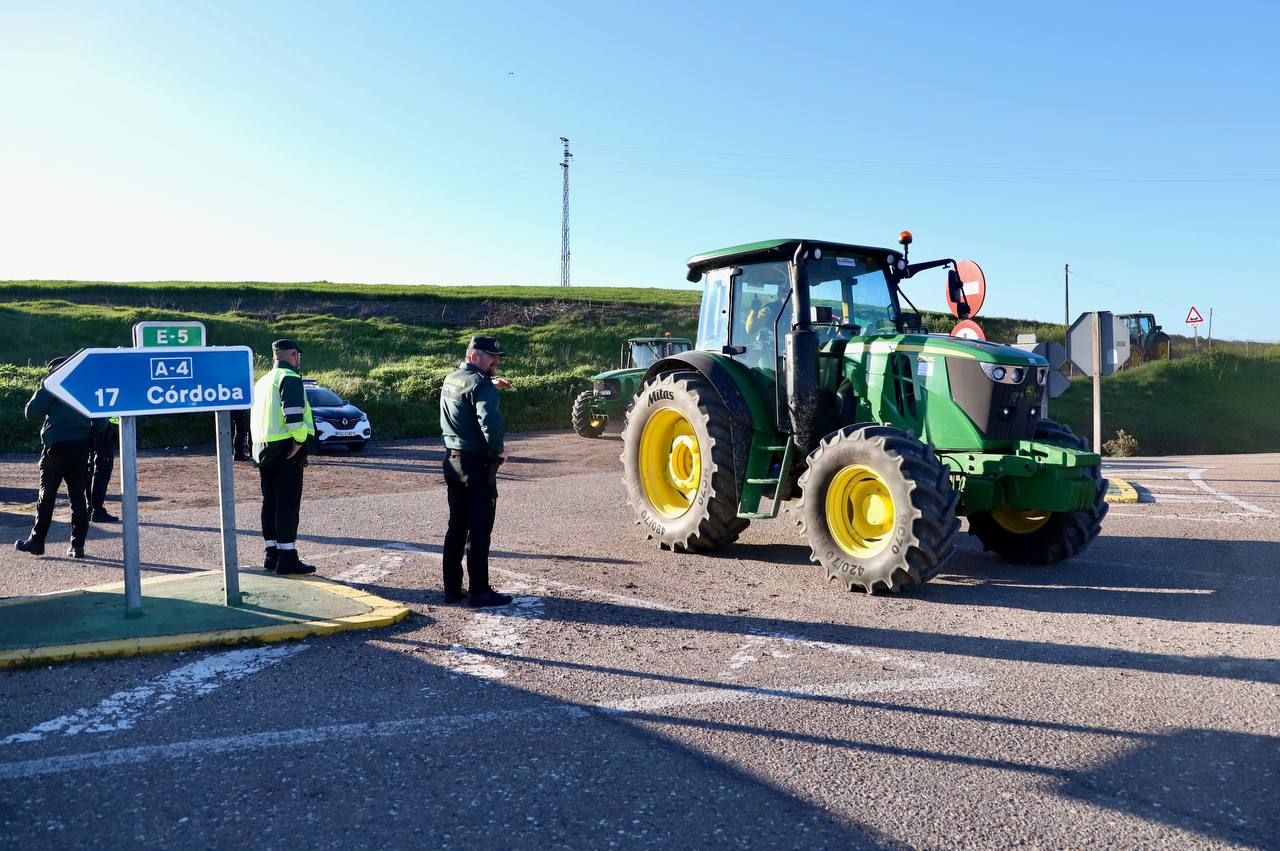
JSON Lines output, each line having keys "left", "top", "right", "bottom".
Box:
{"left": 442, "top": 451, "right": 498, "bottom": 593}
{"left": 31, "top": 439, "right": 91, "bottom": 546}
{"left": 88, "top": 423, "right": 118, "bottom": 512}
{"left": 259, "top": 458, "right": 304, "bottom": 545}
{"left": 230, "top": 410, "right": 250, "bottom": 457}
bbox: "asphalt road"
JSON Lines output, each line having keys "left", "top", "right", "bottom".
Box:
{"left": 1, "top": 436, "right": 1277, "bottom": 849}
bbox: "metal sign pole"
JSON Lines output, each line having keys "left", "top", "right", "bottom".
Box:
{"left": 214, "top": 411, "right": 241, "bottom": 605}
{"left": 119, "top": 415, "right": 143, "bottom": 618}
{"left": 1091, "top": 312, "right": 1102, "bottom": 453}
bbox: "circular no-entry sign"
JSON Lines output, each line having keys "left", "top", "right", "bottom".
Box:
{"left": 946, "top": 259, "right": 987, "bottom": 319}
{"left": 950, "top": 319, "right": 987, "bottom": 341}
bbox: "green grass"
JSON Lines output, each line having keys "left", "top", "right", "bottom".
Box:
{"left": 1051, "top": 349, "right": 1280, "bottom": 454}
{"left": 3, "top": 281, "right": 1276, "bottom": 456}
{"left": 0, "top": 291, "right": 698, "bottom": 453}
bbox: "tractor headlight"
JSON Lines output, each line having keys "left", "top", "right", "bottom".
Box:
{"left": 980, "top": 363, "right": 1007, "bottom": 382}
{"left": 1036, "top": 367, "right": 1048, "bottom": 385}
{"left": 1010, "top": 367, "right": 1025, "bottom": 384}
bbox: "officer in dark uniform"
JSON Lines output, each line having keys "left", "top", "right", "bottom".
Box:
{"left": 250, "top": 339, "right": 316, "bottom": 575}
{"left": 88, "top": 416, "right": 119, "bottom": 523}
{"left": 439, "top": 335, "right": 514, "bottom": 607}
{"left": 230, "top": 409, "right": 251, "bottom": 462}
{"left": 15, "top": 357, "right": 93, "bottom": 558}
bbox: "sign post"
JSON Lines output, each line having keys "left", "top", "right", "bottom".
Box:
{"left": 1068, "top": 311, "right": 1129, "bottom": 452}
{"left": 45, "top": 345, "right": 253, "bottom": 614}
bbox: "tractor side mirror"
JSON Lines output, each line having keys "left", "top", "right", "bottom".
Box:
{"left": 901, "top": 313, "right": 924, "bottom": 332}
{"left": 1155, "top": 325, "right": 1163, "bottom": 332}
{"left": 812, "top": 305, "right": 833, "bottom": 323}
{"left": 946, "top": 268, "right": 971, "bottom": 319}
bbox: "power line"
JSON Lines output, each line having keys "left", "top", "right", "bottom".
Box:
{"left": 574, "top": 142, "right": 1280, "bottom": 179}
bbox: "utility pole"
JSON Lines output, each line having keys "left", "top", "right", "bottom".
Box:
{"left": 1208, "top": 307, "right": 1214, "bottom": 350}
{"left": 1064, "top": 263, "right": 1069, "bottom": 330}
{"left": 560, "top": 136, "right": 572, "bottom": 287}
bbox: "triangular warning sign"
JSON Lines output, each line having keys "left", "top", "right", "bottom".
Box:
{"left": 1185, "top": 306, "right": 1204, "bottom": 325}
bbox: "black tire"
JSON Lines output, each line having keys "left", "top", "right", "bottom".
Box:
{"left": 571, "top": 390, "right": 607, "bottom": 438}
{"left": 796, "top": 424, "right": 959, "bottom": 593}
{"left": 966, "top": 419, "right": 1108, "bottom": 565}
{"left": 1153, "top": 333, "right": 1171, "bottom": 361}
{"left": 621, "top": 372, "right": 748, "bottom": 552}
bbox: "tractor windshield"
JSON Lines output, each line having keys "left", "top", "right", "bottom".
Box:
{"left": 804, "top": 253, "right": 898, "bottom": 336}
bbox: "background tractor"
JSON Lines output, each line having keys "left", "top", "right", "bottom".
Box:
{"left": 572, "top": 336, "right": 693, "bottom": 437}
{"left": 1118, "top": 312, "right": 1171, "bottom": 367}
{"left": 620, "top": 236, "right": 1108, "bottom": 593}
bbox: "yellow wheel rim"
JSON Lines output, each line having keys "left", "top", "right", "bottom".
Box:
{"left": 825, "top": 464, "right": 895, "bottom": 558}
{"left": 639, "top": 408, "right": 701, "bottom": 518}
{"left": 991, "top": 506, "right": 1052, "bottom": 534}
{"left": 590, "top": 415, "right": 605, "bottom": 428}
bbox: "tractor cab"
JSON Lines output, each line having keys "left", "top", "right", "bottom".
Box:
{"left": 624, "top": 336, "right": 692, "bottom": 370}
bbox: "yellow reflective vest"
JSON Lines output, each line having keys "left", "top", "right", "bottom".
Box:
{"left": 250, "top": 366, "right": 315, "bottom": 462}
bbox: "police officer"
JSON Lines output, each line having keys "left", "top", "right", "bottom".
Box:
{"left": 439, "top": 336, "right": 514, "bottom": 607}
{"left": 15, "top": 357, "right": 92, "bottom": 558}
{"left": 88, "top": 415, "right": 119, "bottom": 523}
{"left": 250, "top": 339, "right": 316, "bottom": 575}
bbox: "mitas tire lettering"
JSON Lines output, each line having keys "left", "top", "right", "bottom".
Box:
{"left": 648, "top": 389, "right": 674, "bottom": 405}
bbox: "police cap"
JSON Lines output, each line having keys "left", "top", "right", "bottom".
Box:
{"left": 272, "top": 338, "right": 302, "bottom": 354}
{"left": 468, "top": 336, "right": 505, "bottom": 356}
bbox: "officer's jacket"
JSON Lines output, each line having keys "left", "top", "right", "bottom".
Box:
{"left": 440, "top": 362, "right": 504, "bottom": 457}
{"left": 25, "top": 386, "right": 92, "bottom": 447}
{"left": 250, "top": 361, "right": 314, "bottom": 465}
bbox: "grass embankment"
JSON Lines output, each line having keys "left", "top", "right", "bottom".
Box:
{"left": 1052, "top": 349, "right": 1280, "bottom": 455}
{"left": 0, "top": 284, "right": 699, "bottom": 454}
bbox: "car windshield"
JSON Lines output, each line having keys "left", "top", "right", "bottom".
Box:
{"left": 306, "top": 387, "right": 345, "bottom": 407}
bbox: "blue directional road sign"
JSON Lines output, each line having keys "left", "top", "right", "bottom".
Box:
{"left": 45, "top": 346, "right": 254, "bottom": 418}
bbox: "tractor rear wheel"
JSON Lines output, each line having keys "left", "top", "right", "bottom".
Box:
{"left": 621, "top": 372, "right": 747, "bottom": 552}
{"left": 796, "top": 425, "right": 959, "bottom": 593}
{"left": 966, "top": 419, "right": 1108, "bottom": 564}
{"left": 571, "top": 390, "right": 607, "bottom": 438}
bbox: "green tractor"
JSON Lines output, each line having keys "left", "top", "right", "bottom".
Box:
{"left": 572, "top": 336, "right": 694, "bottom": 437}
{"left": 620, "top": 236, "right": 1108, "bottom": 593}
{"left": 1118, "top": 312, "right": 1171, "bottom": 367}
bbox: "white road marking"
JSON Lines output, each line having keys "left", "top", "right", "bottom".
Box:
{"left": 0, "top": 658, "right": 982, "bottom": 781}
{"left": 333, "top": 553, "right": 405, "bottom": 584}
{"left": 1, "top": 645, "right": 308, "bottom": 746}
{"left": 438, "top": 580, "right": 546, "bottom": 680}
{"left": 1189, "top": 470, "right": 1275, "bottom": 517}
{"left": 1105, "top": 511, "right": 1267, "bottom": 523}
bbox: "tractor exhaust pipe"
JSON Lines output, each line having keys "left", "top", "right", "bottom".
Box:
{"left": 786, "top": 243, "right": 819, "bottom": 456}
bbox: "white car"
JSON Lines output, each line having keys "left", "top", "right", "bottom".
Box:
{"left": 303, "top": 380, "right": 372, "bottom": 452}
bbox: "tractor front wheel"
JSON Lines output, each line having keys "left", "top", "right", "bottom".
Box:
{"left": 571, "top": 390, "right": 607, "bottom": 438}
{"left": 796, "top": 425, "right": 959, "bottom": 593}
{"left": 621, "top": 372, "right": 747, "bottom": 552}
{"left": 966, "top": 419, "right": 1108, "bottom": 564}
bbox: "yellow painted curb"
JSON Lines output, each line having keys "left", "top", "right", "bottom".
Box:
{"left": 1104, "top": 478, "right": 1139, "bottom": 504}
{"left": 0, "top": 572, "right": 410, "bottom": 669}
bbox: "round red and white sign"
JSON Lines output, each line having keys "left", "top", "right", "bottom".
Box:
{"left": 950, "top": 319, "right": 986, "bottom": 341}
{"left": 946, "top": 259, "right": 987, "bottom": 319}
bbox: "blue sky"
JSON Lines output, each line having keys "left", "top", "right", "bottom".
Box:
{"left": 2, "top": 1, "right": 1277, "bottom": 341}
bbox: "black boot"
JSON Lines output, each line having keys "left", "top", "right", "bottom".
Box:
{"left": 444, "top": 588, "right": 468, "bottom": 604}
{"left": 468, "top": 588, "right": 513, "bottom": 608}
{"left": 66, "top": 543, "right": 85, "bottom": 559}
{"left": 14, "top": 537, "right": 44, "bottom": 556}
{"left": 275, "top": 549, "right": 315, "bottom": 575}
{"left": 91, "top": 508, "right": 118, "bottom": 523}
{"left": 263, "top": 546, "right": 279, "bottom": 572}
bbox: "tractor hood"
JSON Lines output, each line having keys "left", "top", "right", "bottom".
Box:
{"left": 592, "top": 366, "right": 646, "bottom": 382}
{"left": 889, "top": 334, "right": 1049, "bottom": 367}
